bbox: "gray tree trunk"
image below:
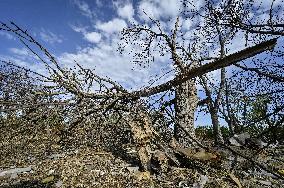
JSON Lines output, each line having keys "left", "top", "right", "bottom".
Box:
{"left": 210, "top": 107, "right": 224, "bottom": 144}
{"left": 174, "top": 78, "right": 198, "bottom": 147}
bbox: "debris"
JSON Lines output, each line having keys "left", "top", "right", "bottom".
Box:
{"left": 229, "top": 133, "right": 250, "bottom": 146}
{"left": 135, "top": 171, "right": 151, "bottom": 181}
{"left": 175, "top": 147, "right": 219, "bottom": 161}
{"left": 257, "top": 180, "right": 272, "bottom": 186}
{"left": 126, "top": 166, "right": 139, "bottom": 173}
{"left": 55, "top": 180, "right": 63, "bottom": 187}
{"left": 48, "top": 169, "right": 55, "bottom": 175}
{"left": 178, "top": 180, "right": 189, "bottom": 187}
{"left": 229, "top": 172, "right": 242, "bottom": 188}
{"left": 0, "top": 166, "right": 32, "bottom": 177}
{"left": 47, "top": 153, "right": 65, "bottom": 160}
{"left": 93, "top": 152, "right": 112, "bottom": 155}
{"left": 152, "top": 150, "right": 168, "bottom": 172}
{"left": 192, "top": 175, "right": 209, "bottom": 188}
{"left": 42, "top": 175, "right": 55, "bottom": 183}
{"left": 278, "top": 169, "right": 284, "bottom": 176}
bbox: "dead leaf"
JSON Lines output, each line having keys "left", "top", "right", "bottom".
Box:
{"left": 192, "top": 151, "right": 218, "bottom": 161}
{"left": 229, "top": 173, "right": 242, "bottom": 188}
{"left": 42, "top": 175, "right": 55, "bottom": 183}
{"left": 135, "top": 171, "right": 151, "bottom": 181}
{"left": 93, "top": 152, "right": 111, "bottom": 155}
{"left": 278, "top": 169, "right": 284, "bottom": 176}
{"left": 176, "top": 148, "right": 218, "bottom": 161}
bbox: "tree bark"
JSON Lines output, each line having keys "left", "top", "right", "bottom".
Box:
{"left": 174, "top": 77, "right": 198, "bottom": 147}
{"left": 210, "top": 107, "right": 224, "bottom": 144}
{"left": 200, "top": 71, "right": 225, "bottom": 145}
{"left": 225, "top": 80, "right": 235, "bottom": 135}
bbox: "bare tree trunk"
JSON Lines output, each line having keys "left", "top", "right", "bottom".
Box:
{"left": 174, "top": 78, "right": 198, "bottom": 147}
{"left": 200, "top": 71, "right": 225, "bottom": 145}
{"left": 210, "top": 107, "right": 224, "bottom": 144}
{"left": 225, "top": 80, "right": 235, "bottom": 135}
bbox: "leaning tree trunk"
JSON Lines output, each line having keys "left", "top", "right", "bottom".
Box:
{"left": 174, "top": 78, "right": 198, "bottom": 147}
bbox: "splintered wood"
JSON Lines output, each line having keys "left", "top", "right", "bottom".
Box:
{"left": 128, "top": 111, "right": 155, "bottom": 171}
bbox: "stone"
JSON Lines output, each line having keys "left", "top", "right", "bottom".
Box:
{"left": 229, "top": 133, "right": 250, "bottom": 146}
{"left": 126, "top": 166, "right": 139, "bottom": 173}
{"left": 55, "top": 180, "right": 63, "bottom": 187}
{"left": 0, "top": 166, "right": 32, "bottom": 177}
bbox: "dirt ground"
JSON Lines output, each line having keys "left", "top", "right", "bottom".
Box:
{"left": 1, "top": 122, "right": 283, "bottom": 188}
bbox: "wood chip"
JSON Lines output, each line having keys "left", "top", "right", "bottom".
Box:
{"left": 229, "top": 173, "right": 242, "bottom": 188}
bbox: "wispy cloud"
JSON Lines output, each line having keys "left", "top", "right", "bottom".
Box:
{"left": 83, "top": 31, "right": 101, "bottom": 43}
{"left": 58, "top": 36, "right": 174, "bottom": 90}
{"left": 138, "top": 0, "right": 183, "bottom": 21}
{"left": 115, "top": 2, "right": 135, "bottom": 22}
{"left": 9, "top": 48, "right": 30, "bottom": 56}
{"left": 39, "top": 29, "right": 63, "bottom": 44}
{"left": 66, "top": 0, "right": 196, "bottom": 90}
{"left": 0, "top": 32, "right": 15, "bottom": 40}
{"left": 8, "top": 47, "right": 42, "bottom": 63}
{"left": 96, "top": 18, "right": 127, "bottom": 34}
{"left": 73, "top": 0, "right": 94, "bottom": 18}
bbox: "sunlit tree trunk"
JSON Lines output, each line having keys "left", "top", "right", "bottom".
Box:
{"left": 174, "top": 77, "right": 198, "bottom": 147}
{"left": 210, "top": 106, "right": 224, "bottom": 144}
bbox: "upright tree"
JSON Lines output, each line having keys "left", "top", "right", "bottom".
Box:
{"left": 120, "top": 0, "right": 282, "bottom": 145}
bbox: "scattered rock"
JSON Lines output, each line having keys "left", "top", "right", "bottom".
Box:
{"left": 126, "top": 166, "right": 139, "bottom": 173}
{"left": 47, "top": 153, "right": 65, "bottom": 160}
{"left": 0, "top": 166, "right": 32, "bottom": 177}
{"left": 258, "top": 180, "right": 272, "bottom": 186}
{"left": 48, "top": 169, "right": 55, "bottom": 175}
{"left": 229, "top": 133, "right": 250, "bottom": 146}
{"left": 55, "top": 180, "right": 63, "bottom": 187}
{"left": 192, "top": 175, "right": 209, "bottom": 188}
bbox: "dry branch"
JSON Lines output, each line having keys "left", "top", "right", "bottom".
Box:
{"left": 129, "top": 38, "right": 278, "bottom": 98}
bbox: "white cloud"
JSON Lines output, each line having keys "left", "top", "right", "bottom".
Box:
{"left": 8, "top": 47, "right": 42, "bottom": 63}
{"left": 39, "top": 29, "right": 63, "bottom": 44}
{"left": 158, "top": 0, "right": 183, "bottom": 18}
{"left": 95, "top": 0, "right": 103, "bottom": 8}
{"left": 181, "top": 18, "right": 193, "bottom": 31}
{"left": 138, "top": 1, "right": 161, "bottom": 20}
{"left": 58, "top": 32, "right": 174, "bottom": 90}
{"left": 73, "top": 0, "right": 94, "bottom": 18}
{"left": 138, "top": 0, "right": 182, "bottom": 21}
{"left": 70, "top": 25, "right": 101, "bottom": 44}
{"left": 117, "top": 3, "right": 135, "bottom": 22}
{"left": 9, "top": 48, "right": 29, "bottom": 56}
{"left": 253, "top": 0, "right": 283, "bottom": 12}
{"left": 0, "top": 32, "right": 14, "bottom": 40}
{"left": 70, "top": 24, "right": 87, "bottom": 33}
{"left": 96, "top": 18, "right": 127, "bottom": 34}
{"left": 84, "top": 32, "right": 101, "bottom": 43}
{"left": 184, "top": 0, "right": 205, "bottom": 11}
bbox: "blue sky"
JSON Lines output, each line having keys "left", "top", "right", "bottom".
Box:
{"left": 1, "top": 0, "right": 191, "bottom": 95}
{"left": 0, "top": 0, "right": 104, "bottom": 54}
{"left": 0, "top": 0, "right": 283, "bottom": 126}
